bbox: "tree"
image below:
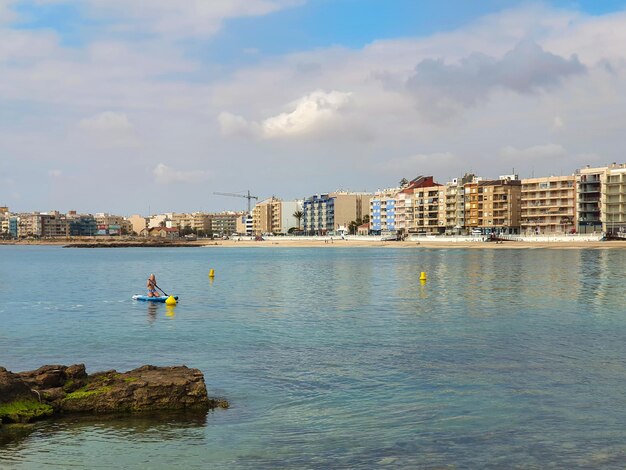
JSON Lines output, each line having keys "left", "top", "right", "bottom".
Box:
{"left": 399, "top": 178, "right": 409, "bottom": 188}
{"left": 362, "top": 214, "right": 370, "bottom": 224}
{"left": 293, "top": 210, "right": 304, "bottom": 229}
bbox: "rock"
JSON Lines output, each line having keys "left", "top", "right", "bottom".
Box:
{"left": 1, "top": 364, "right": 226, "bottom": 426}
{"left": 0, "top": 368, "right": 54, "bottom": 424}
{"left": 0, "top": 368, "right": 37, "bottom": 404}
{"left": 59, "top": 365, "right": 216, "bottom": 414}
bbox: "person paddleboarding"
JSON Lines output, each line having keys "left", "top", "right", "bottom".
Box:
{"left": 146, "top": 274, "right": 160, "bottom": 297}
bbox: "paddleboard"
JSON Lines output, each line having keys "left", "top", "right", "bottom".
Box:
{"left": 132, "top": 295, "right": 179, "bottom": 302}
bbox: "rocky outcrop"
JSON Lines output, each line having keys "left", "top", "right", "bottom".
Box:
{"left": 0, "top": 367, "right": 54, "bottom": 424}
{"left": 0, "top": 365, "right": 227, "bottom": 426}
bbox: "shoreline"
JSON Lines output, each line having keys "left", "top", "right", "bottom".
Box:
{"left": 2, "top": 238, "right": 626, "bottom": 249}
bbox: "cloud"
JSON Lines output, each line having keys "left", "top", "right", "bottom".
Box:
{"left": 386, "top": 152, "right": 459, "bottom": 175}
{"left": 152, "top": 163, "right": 209, "bottom": 184}
{"left": 78, "top": 111, "right": 133, "bottom": 132}
{"left": 500, "top": 144, "right": 567, "bottom": 161}
{"left": 77, "top": 111, "right": 139, "bottom": 148}
{"left": 405, "top": 40, "right": 586, "bottom": 120}
{"left": 0, "top": 0, "right": 17, "bottom": 24}
{"left": 552, "top": 116, "right": 565, "bottom": 131}
{"left": 219, "top": 89, "right": 354, "bottom": 139}
{"left": 36, "top": 0, "right": 304, "bottom": 38}
{"left": 48, "top": 169, "right": 63, "bottom": 177}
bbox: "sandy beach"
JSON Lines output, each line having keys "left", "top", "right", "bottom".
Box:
{"left": 3, "top": 237, "right": 626, "bottom": 249}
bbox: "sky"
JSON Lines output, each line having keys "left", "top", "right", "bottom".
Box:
{"left": 2, "top": 0, "right": 626, "bottom": 214}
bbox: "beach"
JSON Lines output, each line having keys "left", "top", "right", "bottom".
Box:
{"left": 3, "top": 237, "right": 626, "bottom": 249}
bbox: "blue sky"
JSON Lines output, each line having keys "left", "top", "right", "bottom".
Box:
{"left": 3, "top": 0, "right": 626, "bottom": 213}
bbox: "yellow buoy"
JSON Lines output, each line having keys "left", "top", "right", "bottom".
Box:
{"left": 165, "top": 295, "right": 177, "bottom": 306}
{"left": 419, "top": 271, "right": 427, "bottom": 281}
{"left": 209, "top": 269, "right": 215, "bottom": 278}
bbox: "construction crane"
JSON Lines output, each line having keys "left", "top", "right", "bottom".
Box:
{"left": 213, "top": 190, "right": 259, "bottom": 213}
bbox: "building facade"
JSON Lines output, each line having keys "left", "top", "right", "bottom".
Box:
{"left": 576, "top": 166, "right": 606, "bottom": 234}
{"left": 464, "top": 176, "right": 522, "bottom": 234}
{"left": 394, "top": 176, "right": 439, "bottom": 235}
{"left": 302, "top": 192, "right": 371, "bottom": 235}
{"left": 521, "top": 175, "right": 576, "bottom": 234}
{"left": 370, "top": 188, "right": 400, "bottom": 235}
{"left": 601, "top": 163, "right": 626, "bottom": 234}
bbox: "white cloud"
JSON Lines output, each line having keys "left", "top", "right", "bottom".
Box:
{"left": 152, "top": 163, "right": 209, "bottom": 184}
{"left": 36, "top": 0, "right": 304, "bottom": 38}
{"left": 220, "top": 90, "right": 354, "bottom": 139}
{"left": 500, "top": 144, "right": 567, "bottom": 161}
{"left": 48, "top": 169, "right": 63, "bottom": 177}
{"left": 79, "top": 111, "right": 133, "bottom": 132}
{"left": 0, "top": 0, "right": 17, "bottom": 24}
{"left": 552, "top": 116, "right": 565, "bottom": 131}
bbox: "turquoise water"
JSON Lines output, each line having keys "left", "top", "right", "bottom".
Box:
{"left": 1, "top": 245, "right": 626, "bottom": 469}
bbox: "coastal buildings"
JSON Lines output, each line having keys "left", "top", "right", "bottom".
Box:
{"left": 302, "top": 192, "right": 371, "bottom": 235}
{"left": 370, "top": 188, "right": 400, "bottom": 235}
{"left": 443, "top": 174, "right": 478, "bottom": 234}
{"left": 521, "top": 176, "right": 576, "bottom": 234}
{"left": 576, "top": 166, "right": 605, "bottom": 234}
{"left": 250, "top": 197, "right": 303, "bottom": 235}
{"left": 464, "top": 176, "right": 522, "bottom": 234}
{"left": 394, "top": 176, "right": 439, "bottom": 235}
{"left": 601, "top": 163, "right": 626, "bottom": 234}
{"left": 210, "top": 212, "right": 243, "bottom": 236}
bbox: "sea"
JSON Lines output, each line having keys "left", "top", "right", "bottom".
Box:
{"left": 1, "top": 245, "right": 626, "bottom": 469}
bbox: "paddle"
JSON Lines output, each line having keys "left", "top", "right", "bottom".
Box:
{"left": 154, "top": 284, "right": 169, "bottom": 297}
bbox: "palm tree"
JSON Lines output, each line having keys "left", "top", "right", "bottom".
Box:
{"left": 399, "top": 178, "right": 409, "bottom": 188}
{"left": 293, "top": 210, "right": 303, "bottom": 229}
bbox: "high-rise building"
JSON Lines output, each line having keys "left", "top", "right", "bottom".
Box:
{"left": 370, "top": 188, "right": 400, "bottom": 235}
{"left": 464, "top": 176, "right": 522, "bottom": 234}
{"left": 576, "top": 166, "right": 606, "bottom": 234}
{"left": 302, "top": 192, "right": 371, "bottom": 235}
{"left": 393, "top": 176, "right": 439, "bottom": 235}
{"left": 521, "top": 175, "right": 576, "bottom": 234}
{"left": 601, "top": 163, "right": 626, "bottom": 234}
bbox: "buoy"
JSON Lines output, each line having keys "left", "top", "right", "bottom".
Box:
{"left": 165, "top": 295, "right": 177, "bottom": 306}
{"left": 419, "top": 271, "right": 427, "bottom": 281}
{"left": 209, "top": 269, "right": 215, "bottom": 278}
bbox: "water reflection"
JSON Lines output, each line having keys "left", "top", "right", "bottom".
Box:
{"left": 1, "top": 411, "right": 210, "bottom": 466}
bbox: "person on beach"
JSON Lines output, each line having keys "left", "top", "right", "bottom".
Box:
{"left": 146, "top": 274, "right": 160, "bottom": 297}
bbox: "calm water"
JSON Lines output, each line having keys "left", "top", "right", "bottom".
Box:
{"left": 1, "top": 245, "right": 626, "bottom": 469}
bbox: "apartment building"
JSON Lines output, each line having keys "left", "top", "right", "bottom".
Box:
{"left": 576, "top": 166, "right": 606, "bottom": 234}
{"left": 17, "top": 213, "right": 44, "bottom": 237}
{"left": 521, "top": 175, "right": 576, "bottom": 234}
{"left": 370, "top": 188, "right": 400, "bottom": 235}
{"left": 409, "top": 184, "right": 445, "bottom": 234}
{"left": 302, "top": 192, "right": 371, "bottom": 235}
{"left": 41, "top": 212, "right": 70, "bottom": 238}
{"left": 95, "top": 213, "right": 130, "bottom": 235}
{"left": 601, "top": 163, "right": 626, "bottom": 234}
{"left": 443, "top": 174, "right": 478, "bottom": 234}
{"left": 465, "top": 176, "right": 522, "bottom": 234}
{"left": 211, "top": 212, "right": 242, "bottom": 236}
{"left": 394, "top": 176, "right": 439, "bottom": 235}
{"left": 251, "top": 197, "right": 280, "bottom": 235}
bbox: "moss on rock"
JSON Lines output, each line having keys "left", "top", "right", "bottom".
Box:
{"left": 0, "top": 399, "right": 54, "bottom": 424}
